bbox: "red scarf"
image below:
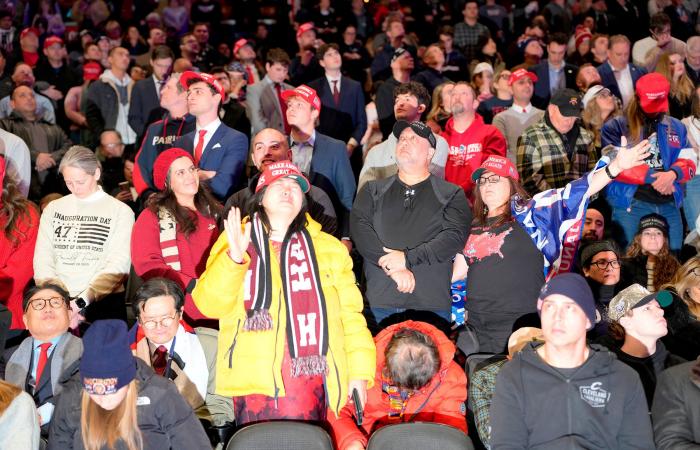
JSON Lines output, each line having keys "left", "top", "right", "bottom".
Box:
{"left": 244, "top": 214, "right": 328, "bottom": 377}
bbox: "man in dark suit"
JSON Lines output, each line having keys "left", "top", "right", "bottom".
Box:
{"left": 282, "top": 85, "right": 356, "bottom": 248}
{"left": 597, "top": 34, "right": 646, "bottom": 109}
{"left": 528, "top": 33, "right": 578, "bottom": 109}
{"left": 128, "top": 45, "right": 174, "bottom": 140}
{"left": 1, "top": 284, "right": 82, "bottom": 435}
{"left": 246, "top": 48, "right": 294, "bottom": 135}
{"left": 174, "top": 71, "right": 249, "bottom": 201}
{"left": 309, "top": 43, "right": 367, "bottom": 176}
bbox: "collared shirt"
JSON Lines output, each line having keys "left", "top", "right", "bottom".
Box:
{"left": 31, "top": 335, "right": 62, "bottom": 381}
{"left": 610, "top": 62, "right": 634, "bottom": 107}
{"left": 153, "top": 75, "right": 164, "bottom": 100}
{"left": 290, "top": 130, "right": 316, "bottom": 174}
{"left": 325, "top": 73, "right": 341, "bottom": 94}
{"left": 513, "top": 103, "right": 534, "bottom": 114}
{"left": 548, "top": 61, "right": 565, "bottom": 95}
{"left": 194, "top": 118, "right": 222, "bottom": 156}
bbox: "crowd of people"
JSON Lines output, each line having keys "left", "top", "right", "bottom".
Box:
{"left": 0, "top": 0, "right": 699, "bottom": 449}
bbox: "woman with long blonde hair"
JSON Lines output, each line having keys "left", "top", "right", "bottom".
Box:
{"left": 659, "top": 256, "right": 700, "bottom": 360}
{"left": 48, "top": 320, "right": 209, "bottom": 450}
{"left": 582, "top": 85, "right": 621, "bottom": 153}
{"left": 656, "top": 52, "right": 695, "bottom": 119}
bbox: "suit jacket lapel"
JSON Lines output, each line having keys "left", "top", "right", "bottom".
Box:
{"left": 201, "top": 124, "right": 225, "bottom": 165}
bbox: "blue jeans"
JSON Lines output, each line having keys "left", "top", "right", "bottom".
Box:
{"left": 365, "top": 307, "right": 451, "bottom": 334}
{"left": 610, "top": 198, "right": 683, "bottom": 252}
{"left": 683, "top": 176, "right": 700, "bottom": 231}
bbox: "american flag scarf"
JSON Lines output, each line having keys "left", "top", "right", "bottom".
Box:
{"left": 244, "top": 214, "right": 329, "bottom": 377}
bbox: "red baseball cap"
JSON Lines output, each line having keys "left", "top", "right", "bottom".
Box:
{"left": 20, "top": 27, "right": 39, "bottom": 40}
{"left": 233, "top": 38, "right": 251, "bottom": 55}
{"left": 180, "top": 71, "right": 225, "bottom": 100}
{"left": 83, "top": 61, "right": 103, "bottom": 81}
{"left": 255, "top": 161, "right": 310, "bottom": 193}
{"left": 508, "top": 68, "right": 538, "bottom": 86}
{"left": 153, "top": 148, "right": 194, "bottom": 191}
{"left": 280, "top": 84, "right": 322, "bottom": 112}
{"left": 471, "top": 155, "right": 520, "bottom": 182}
{"left": 296, "top": 22, "right": 315, "bottom": 39}
{"left": 635, "top": 73, "right": 670, "bottom": 114}
{"left": 43, "top": 35, "right": 64, "bottom": 49}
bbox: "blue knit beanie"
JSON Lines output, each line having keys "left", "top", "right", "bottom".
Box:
{"left": 537, "top": 273, "right": 598, "bottom": 330}
{"left": 80, "top": 320, "right": 136, "bottom": 395}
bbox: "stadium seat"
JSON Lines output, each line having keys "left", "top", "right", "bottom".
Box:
{"left": 226, "top": 421, "right": 334, "bottom": 450}
{"left": 366, "top": 422, "right": 474, "bottom": 450}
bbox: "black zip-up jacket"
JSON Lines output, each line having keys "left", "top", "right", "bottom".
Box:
{"left": 490, "top": 342, "right": 655, "bottom": 450}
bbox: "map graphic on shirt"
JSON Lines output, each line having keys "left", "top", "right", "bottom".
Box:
{"left": 464, "top": 227, "right": 512, "bottom": 262}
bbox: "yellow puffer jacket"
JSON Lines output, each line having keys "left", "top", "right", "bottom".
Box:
{"left": 192, "top": 215, "right": 376, "bottom": 416}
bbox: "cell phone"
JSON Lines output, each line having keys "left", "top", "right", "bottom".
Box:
{"left": 352, "top": 388, "right": 363, "bottom": 426}
{"left": 119, "top": 181, "right": 131, "bottom": 192}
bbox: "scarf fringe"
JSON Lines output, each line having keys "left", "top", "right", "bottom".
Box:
{"left": 290, "top": 354, "right": 328, "bottom": 377}
{"left": 243, "top": 309, "right": 273, "bottom": 331}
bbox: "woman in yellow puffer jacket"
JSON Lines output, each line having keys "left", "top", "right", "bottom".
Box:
{"left": 193, "top": 161, "right": 375, "bottom": 423}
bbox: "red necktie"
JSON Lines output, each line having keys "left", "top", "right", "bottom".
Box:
{"left": 246, "top": 65, "right": 255, "bottom": 85}
{"left": 275, "top": 83, "right": 291, "bottom": 134}
{"left": 152, "top": 345, "right": 168, "bottom": 376}
{"left": 35, "top": 343, "right": 51, "bottom": 386}
{"left": 194, "top": 129, "right": 207, "bottom": 165}
{"left": 332, "top": 80, "right": 340, "bottom": 106}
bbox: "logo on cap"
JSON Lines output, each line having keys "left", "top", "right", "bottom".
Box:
{"left": 569, "top": 97, "right": 578, "bottom": 106}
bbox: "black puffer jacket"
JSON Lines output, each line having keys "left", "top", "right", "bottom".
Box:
{"left": 660, "top": 290, "right": 700, "bottom": 361}
{"left": 47, "top": 358, "right": 210, "bottom": 450}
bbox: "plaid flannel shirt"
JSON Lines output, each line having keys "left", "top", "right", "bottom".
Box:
{"left": 516, "top": 119, "right": 596, "bottom": 196}
{"left": 469, "top": 359, "right": 507, "bottom": 450}
{"left": 453, "top": 21, "right": 490, "bottom": 61}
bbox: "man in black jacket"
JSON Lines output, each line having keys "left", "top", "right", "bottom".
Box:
{"left": 0, "top": 84, "right": 71, "bottom": 199}
{"left": 651, "top": 358, "right": 700, "bottom": 449}
{"left": 351, "top": 120, "right": 470, "bottom": 332}
{"left": 490, "top": 273, "right": 655, "bottom": 450}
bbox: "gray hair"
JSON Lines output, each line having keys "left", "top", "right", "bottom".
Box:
{"left": 59, "top": 146, "right": 102, "bottom": 175}
{"left": 688, "top": 36, "right": 700, "bottom": 53}
{"left": 383, "top": 328, "right": 440, "bottom": 390}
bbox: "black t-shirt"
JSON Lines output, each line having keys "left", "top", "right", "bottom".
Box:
{"left": 463, "top": 218, "right": 544, "bottom": 314}
{"left": 634, "top": 119, "right": 674, "bottom": 204}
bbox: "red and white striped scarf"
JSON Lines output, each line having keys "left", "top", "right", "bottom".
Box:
{"left": 244, "top": 214, "right": 329, "bottom": 377}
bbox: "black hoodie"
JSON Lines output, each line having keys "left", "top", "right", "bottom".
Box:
{"left": 490, "top": 342, "right": 655, "bottom": 450}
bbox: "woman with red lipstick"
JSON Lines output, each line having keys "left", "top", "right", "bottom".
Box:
{"left": 131, "top": 148, "right": 221, "bottom": 327}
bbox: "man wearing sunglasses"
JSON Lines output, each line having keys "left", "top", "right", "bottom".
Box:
{"left": 1, "top": 283, "right": 82, "bottom": 435}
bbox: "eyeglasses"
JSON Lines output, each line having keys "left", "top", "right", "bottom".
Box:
{"left": 590, "top": 259, "right": 621, "bottom": 270}
{"left": 140, "top": 312, "right": 180, "bottom": 330}
{"left": 597, "top": 89, "right": 612, "bottom": 98}
{"left": 476, "top": 174, "right": 502, "bottom": 185}
{"left": 27, "top": 297, "right": 68, "bottom": 311}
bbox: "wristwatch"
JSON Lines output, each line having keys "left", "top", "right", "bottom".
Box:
{"left": 74, "top": 297, "right": 87, "bottom": 309}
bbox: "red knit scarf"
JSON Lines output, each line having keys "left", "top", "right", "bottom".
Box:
{"left": 244, "top": 214, "right": 329, "bottom": 377}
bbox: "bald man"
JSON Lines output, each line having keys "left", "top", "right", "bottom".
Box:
{"left": 222, "top": 128, "right": 338, "bottom": 235}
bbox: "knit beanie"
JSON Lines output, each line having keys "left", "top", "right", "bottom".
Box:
{"left": 153, "top": 148, "right": 194, "bottom": 191}
{"left": 80, "top": 320, "right": 136, "bottom": 395}
{"left": 537, "top": 273, "right": 598, "bottom": 330}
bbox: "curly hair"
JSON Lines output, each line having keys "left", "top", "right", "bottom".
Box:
{"left": 625, "top": 233, "right": 680, "bottom": 291}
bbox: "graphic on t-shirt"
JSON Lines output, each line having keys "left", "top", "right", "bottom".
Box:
{"left": 644, "top": 133, "right": 663, "bottom": 170}
{"left": 464, "top": 227, "right": 512, "bottom": 262}
{"left": 51, "top": 212, "right": 112, "bottom": 266}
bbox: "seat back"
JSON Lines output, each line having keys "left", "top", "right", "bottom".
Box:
{"left": 226, "top": 421, "right": 334, "bottom": 450}
{"left": 366, "top": 423, "right": 474, "bottom": 450}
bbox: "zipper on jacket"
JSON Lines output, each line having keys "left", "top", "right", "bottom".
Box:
{"left": 225, "top": 319, "right": 241, "bottom": 369}
{"left": 273, "top": 291, "right": 282, "bottom": 409}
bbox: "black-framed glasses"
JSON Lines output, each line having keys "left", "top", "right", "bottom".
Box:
{"left": 139, "top": 312, "right": 180, "bottom": 330}
{"left": 27, "top": 296, "right": 68, "bottom": 311}
{"left": 477, "top": 174, "right": 502, "bottom": 185}
{"left": 590, "top": 259, "right": 621, "bottom": 270}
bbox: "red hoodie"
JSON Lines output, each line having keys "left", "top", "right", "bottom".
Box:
{"left": 441, "top": 114, "right": 507, "bottom": 198}
{"left": 328, "top": 320, "right": 468, "bottom": 450}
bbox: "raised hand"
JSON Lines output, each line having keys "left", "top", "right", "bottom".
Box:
{"left": 223, "top": 207, "right": 251, "bottom": 263}
{"left": 610, "top": 137, "right": 651, "bottom": 174}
